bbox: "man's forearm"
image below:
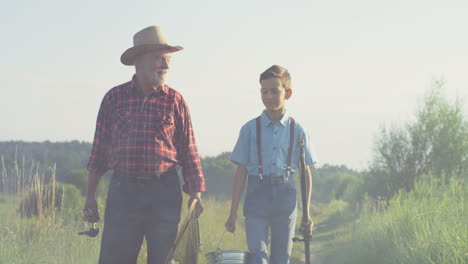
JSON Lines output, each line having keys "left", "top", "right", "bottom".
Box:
{"left": 86, "top": 171, "right": 103, "bottom": 199}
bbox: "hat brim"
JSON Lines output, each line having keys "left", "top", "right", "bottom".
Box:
{"left": 120, "top": 44, "right": 183, "bottom": 66}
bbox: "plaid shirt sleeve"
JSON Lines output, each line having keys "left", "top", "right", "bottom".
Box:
{"left": 87, "top": 94, "right": 112, "bottom": 176}
{"left": 176, "top": 97, "right": 206, "bottom": 194}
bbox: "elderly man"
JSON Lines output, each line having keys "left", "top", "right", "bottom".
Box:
{"left": 84, "top": 26, "right": 205, "bottom": 264}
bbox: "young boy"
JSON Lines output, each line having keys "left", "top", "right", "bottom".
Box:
{"left": 225, "top": 65, "right": 316, "bottom": 264}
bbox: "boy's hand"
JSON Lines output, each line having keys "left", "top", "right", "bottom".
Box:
{"left": 225, "top": 214, "right": 237, "bottom": 233}
{"left": 300, "top": 216, "right": 314, "bottom": 240}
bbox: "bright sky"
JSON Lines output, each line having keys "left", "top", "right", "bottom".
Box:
{"left": 1, "top": 0, "right": 467, "bottom": 170}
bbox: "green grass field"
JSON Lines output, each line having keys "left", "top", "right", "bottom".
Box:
{"left": 0, "top": 159, "right": 337, "bottom": 264}
{"left": 1, "top": 174, "right": 465, "bottom": 263}
{"left": 0, "top": 193, "right": 333, "bottom": 264}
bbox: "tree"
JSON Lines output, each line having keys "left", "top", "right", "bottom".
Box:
{"left": 371, "top": 82, "right": 467, "bottom": 198}
{"left": 408, "top": 84, "right": 467, "bottom": 178}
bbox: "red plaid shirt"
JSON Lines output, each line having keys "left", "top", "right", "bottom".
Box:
{"left": 87, "top": 76, "right": 205, "bottom": 194}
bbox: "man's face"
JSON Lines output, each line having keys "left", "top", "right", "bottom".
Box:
{"left": 135, "top": 49, "right": 172, "bottom": 87}
{"left": 260, "top": 77, "right": 291, "bottom": 112}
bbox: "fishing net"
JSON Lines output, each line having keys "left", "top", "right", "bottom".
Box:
{"left": 165, "top": 200, "right": 202, "bottom": 264}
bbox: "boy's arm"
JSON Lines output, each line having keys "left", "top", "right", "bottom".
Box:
{"left": 305, "top": 165, "right": 312, "bottom": 218}
{"left": 230, "top": 164, "right": 248, "bottom": 216}
{"left": 225, "top": 164, "right": 248, "bottom": 232}
{"left": 302, "top": 165, "right": 314, "bottom": 233}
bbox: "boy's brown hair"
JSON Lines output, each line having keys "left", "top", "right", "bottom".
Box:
{"left": 259, "top": 65, "right": 291, "bottom": 90}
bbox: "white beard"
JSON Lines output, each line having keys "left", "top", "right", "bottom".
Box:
{"left": 152, "top": 72, "right": 167, "bottom": 87}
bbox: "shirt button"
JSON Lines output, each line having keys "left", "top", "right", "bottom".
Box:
{"left": 273, "top": 146, "right": 277, "bottom": 150}
{"left": 273, "top": 162, "right": 276, "bottom": 165}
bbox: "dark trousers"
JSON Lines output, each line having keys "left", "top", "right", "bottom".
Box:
{"left": 98, "top": 169, "right": 182, "bottom": 264}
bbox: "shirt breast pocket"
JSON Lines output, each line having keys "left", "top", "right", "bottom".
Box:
{"left": 155, "top": 112, "right": 176, "bottom": 140}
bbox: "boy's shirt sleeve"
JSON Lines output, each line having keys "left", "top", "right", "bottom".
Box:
{"left": 230, "top": 124, "right": 250, "bottom": 166}
{"left": 300, "top": 127, "right": 317, "bottom": 166}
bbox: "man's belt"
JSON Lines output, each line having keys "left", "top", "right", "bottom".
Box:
{"left": 113, "top": 166, "right": 178, "bottom": 184}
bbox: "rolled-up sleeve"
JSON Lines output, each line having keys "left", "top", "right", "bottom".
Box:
{"left": 176, "top": 97, "right": 205, "bottom": 194}
{"left": 87, "top": 95, "right": 112, "bottom": 176}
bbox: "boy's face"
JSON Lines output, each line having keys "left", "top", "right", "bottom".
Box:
{"left": 260, "top": 77, "right": 292, "bottom": 112}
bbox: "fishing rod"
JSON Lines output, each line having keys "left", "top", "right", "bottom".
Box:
{"left": 292, "top": 136, "right": 312, "bottom": 264}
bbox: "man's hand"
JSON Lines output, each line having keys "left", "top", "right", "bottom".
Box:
{"left": 188, "top": 192, "right": 203, "bottom": 219}
{"left": 300, "top": 216, "right": 314, "bottom": 240}
{"left": 225, "top": 214, "right": 237, "bottom": 233}
{"left": 83, "top": 197, "right": 100, "bottom": 223}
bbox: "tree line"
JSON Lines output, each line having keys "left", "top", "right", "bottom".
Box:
{"left": 0, "top": 140, "right": 359, "bottom": 203}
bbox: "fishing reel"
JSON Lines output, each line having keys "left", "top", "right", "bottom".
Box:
{"left": 78, "top": 208, "right": 100, "bottom": 238}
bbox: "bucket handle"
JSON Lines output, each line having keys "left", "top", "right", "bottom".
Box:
{"left": 217, "top": 229, "right": 237, "bottom": 250}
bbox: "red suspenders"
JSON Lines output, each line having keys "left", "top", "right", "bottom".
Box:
{"left": 256, "top": 116, "right": 295, "bottom": 180}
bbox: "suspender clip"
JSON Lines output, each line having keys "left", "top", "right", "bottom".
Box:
{"left": 284, "top": 166, "right": 292, "bottom": 181}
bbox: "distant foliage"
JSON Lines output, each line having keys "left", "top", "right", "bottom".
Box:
{"left": 63, "top": 169, "right": 108, "bottom": 198}
{"left": 201, "top": 152, "right": 236, "bottom": 198}
{"left": 0, "top": 141, "right": 91, "bottom": 182}
{"left": 201, "top": 153, "right": 363, "bottom": 201}
{"left": 312, "top": 164, "right": 362, "bottom": 203}
{"left": 63, "top": 169, "right": 88, "bottom": 195}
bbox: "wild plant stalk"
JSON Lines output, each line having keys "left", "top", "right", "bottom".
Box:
{"left": 0, "top": 155, "right": 92, "bottom": 263}
{"left": 1, "top": 155, "right": 7, "bottom": 195}
{"left": 0, "top": 154, "right": 62, "bottom": 239}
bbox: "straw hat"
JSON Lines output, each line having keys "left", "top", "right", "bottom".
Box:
{"left": 120, "top": 26, "right": 183, "bottom": 66}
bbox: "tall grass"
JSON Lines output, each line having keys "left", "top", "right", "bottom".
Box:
{"left": 324, "top": 174, "right": 467, "bottom": 264}
{"left": 0, "top": 155, "right": 100, "bottom": 264}
{"left": 0, "top": 156, "right": 316, "bottom": 264}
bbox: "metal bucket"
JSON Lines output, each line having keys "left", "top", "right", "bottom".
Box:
{"left": 205, "top": 231, "right": 252, "bottom": 264}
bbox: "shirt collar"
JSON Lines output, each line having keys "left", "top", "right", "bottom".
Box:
{"left": 261, "top": 110, "right": 290, "bottom": 127}
{"left": 130, "top": 75, "right": 168, "bottom": 96}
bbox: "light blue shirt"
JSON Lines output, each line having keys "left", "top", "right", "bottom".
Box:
{"left": 230, "top": 111, "right": 316, "bottom": 177}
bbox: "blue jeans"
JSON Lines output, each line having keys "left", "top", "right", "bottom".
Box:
{"left": 98, "top": 170, "right": 182, "bottom": 264}
{"left": 243, "top": 175, "right": 298, "bottom": 264}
